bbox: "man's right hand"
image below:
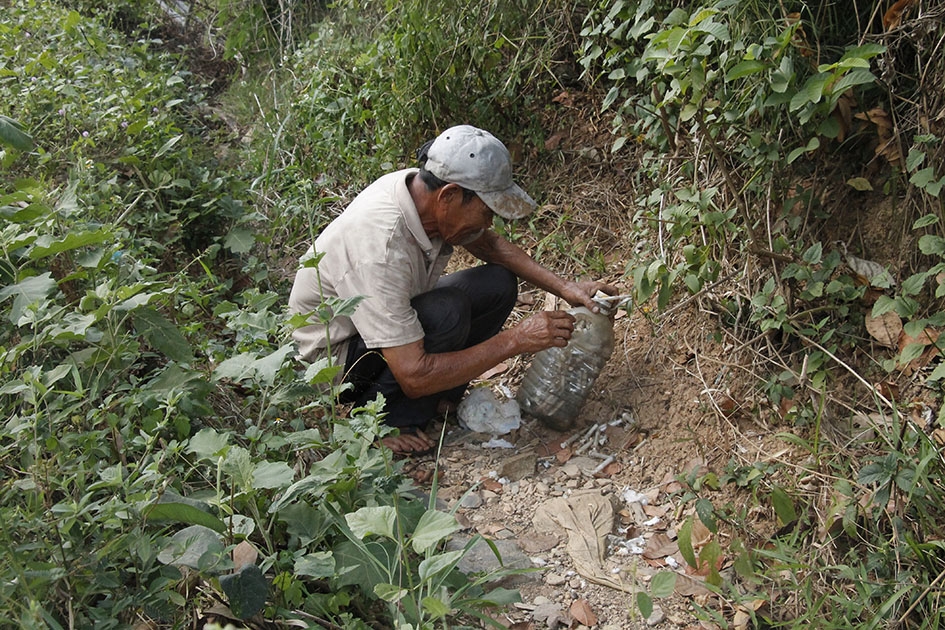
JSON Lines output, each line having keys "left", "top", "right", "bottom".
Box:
{"left": 513, "top": 310, "right": 576, "bottom": 353}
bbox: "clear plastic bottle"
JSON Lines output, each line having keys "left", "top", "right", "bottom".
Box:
{"left": 516, "top": 305, "right": 615, "bottom": 431}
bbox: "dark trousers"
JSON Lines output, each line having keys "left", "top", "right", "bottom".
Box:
{"left": 340, "top": 264, "right": 517, "bottom": 429}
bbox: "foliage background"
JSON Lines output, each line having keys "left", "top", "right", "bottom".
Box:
{"left": 2, "top": 0, "right": 945, "bottom": 627}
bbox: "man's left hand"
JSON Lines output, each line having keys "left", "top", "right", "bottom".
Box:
{"left": 560, "top": 280, "right": 619, "bottom": 313}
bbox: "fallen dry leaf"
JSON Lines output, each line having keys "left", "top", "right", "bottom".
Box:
{"left": 883, "top": 0, "right": 917, "bottom": 30}
{"left": 569, "top": 599, "right": 598, "bottom": 626}
{"left": 643, "top": 532, "right": 679, "bottom": 559}
{"left": 551, "top": 91, "right": 575, "bottom": 107}
{"left": 555, "top": 447, "right": 573, "bottom": 464}
{"left": 600, "top": 461, "right": 623, "bottom": 477}
{"left": 479, "top": 362, "right": 508, "bottom": 380}
{"left": 479, "top": 477, "right": 504, "bottom": 493}
{"left": 865, "top": 311, "right": 902, "bottom": 348}
{"left": 544, "top": 131, "right": 567, "bottom": 151}
{"left": 674, "top": 573, "right": 715, "bottom": 598}
{"left": 232, "top": 540, "right": 258, "bottom": 570}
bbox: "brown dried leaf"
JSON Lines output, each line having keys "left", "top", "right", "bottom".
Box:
{"left": 232, "top": 540, "right": 258, "bottom": 571}
{"left": 544, "top": 131, "right": 567, "bottom": 151}
{"left": 551, "top": 91, "right": 575, "bottom": 107}
{"left": 883, "top": 0, "right": 917, "bottom": 30}
{"left": 555, "top": 447, "right": 573, "bottom": 464}
{"left": 479, "top": 363, "right": 508, "bottom": 380}
{"left": 643, "top": 532, "right": 679, "bottom": 559}
{"left": 865, "top": 311, "right": 902, "bottom": 348}
{"left": 569, "top": 599, "right": 597, "bottom": 626}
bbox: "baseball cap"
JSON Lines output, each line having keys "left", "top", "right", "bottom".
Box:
{"left": 424, "top": 125, "right": 537, "bottom": 220}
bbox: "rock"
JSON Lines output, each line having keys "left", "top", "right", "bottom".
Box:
{"left": 646, "top": 604, "right": 665, "bottom": 626}
{"left": 544, "top": 572, "right": 568, "bottom": 586}
{"left": 532, "top": 602, "right": 563, "bottom": 623}
{"left": 500, "top": 451, "right": 537, "bottom": 481}
{"left": 458, "top": 387, "right": 522, "bottom": 435}
{"left": 460, "top": 492, "right": 483, "bottom": 509}
{"left": 447, "top": 536, "right": 535, "bottom": 586}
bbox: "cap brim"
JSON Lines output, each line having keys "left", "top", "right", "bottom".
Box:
{"left": 477, "top": 183, "right": 536, "bottom": 220}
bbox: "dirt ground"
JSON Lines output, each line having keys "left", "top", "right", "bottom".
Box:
{"left": 412, "top": 293, "right": 798, "bottom": 630}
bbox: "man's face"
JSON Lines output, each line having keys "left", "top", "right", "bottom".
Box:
{"left": 438, "top": 186, "right": 494, "bottom": 245}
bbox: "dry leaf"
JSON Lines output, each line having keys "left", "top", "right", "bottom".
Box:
{"left": 674, "top": 573, "right": 714, "bottom": 598}
{"left": 865, "top": 311, "right": 902, "bottom": 348}
{"left": 479, "top": 477, "right": 504, "bottom": 493}
{"left": 883, "top": 0, "right": 917, "bottom": 30}
{"left": 601, "top": 461, "right": 623, "bottom": 476}
{"left": 847, "top": 254, "right": 895, "bottom": 288}
{"left": 551, "top": 91, "right": 575, "bottom": 107}
{"left": 691, "top": 518, "right": 713, "bottom": 548}
{"left": 479, "top": 363, "right": 508, "bottom": 380}
{"left": 569, "top": 599, "right": 598, "bottom": 626}
{"left": 555, "top": 447, "right": 573, "bottom": 464}
{"left": 643, "top": 532, "right": 679, "bottom": 559}
{"left": 932, "top": 428, "right": 945, "bottom": 447}
{"left": 232, "top": 540, "right": 258, "bottom": 570}
{"left": 544, "top": 131, "right": 567, "bottom": 151}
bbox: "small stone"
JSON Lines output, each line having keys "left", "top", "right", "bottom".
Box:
{"left": 532, "top": 596, "right": 553, "bottom": 605}
{"left": 544, "top": 572, "right": 568, "bottom": 586}
{"left": 535, "top": 481, "right": 551, "bottom": 494}
{"left": 645, "top": 604, "right": 665, "bottom": 626}
{"left": 460, "top": 492, "right": 483, "bottom": 509}
{"left": 500, "top": 451, "right": 537, "bottom": 481}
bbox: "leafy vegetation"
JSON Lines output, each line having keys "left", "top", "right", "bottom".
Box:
{"left": 2, "top": 0, "right": 945, "bottom": 627}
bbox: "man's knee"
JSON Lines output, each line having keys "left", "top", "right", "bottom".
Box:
{"left": 413, "top": 287, "right": 472, "bottom": 350}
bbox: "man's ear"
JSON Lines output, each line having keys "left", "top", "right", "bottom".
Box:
{"left": 437, "top": 183, "right": 462, "bottom": 205}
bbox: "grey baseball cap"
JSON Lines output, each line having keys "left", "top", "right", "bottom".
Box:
{"left": 424, "top": 125, "right": 537, "bottom": 220}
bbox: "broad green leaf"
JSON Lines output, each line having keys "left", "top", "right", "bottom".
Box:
{"left": 677, "top": 517, "right": 697, "bottom": 568}
{"left": 906, "top": 149, "right": 926, "bottom": 173}
{"left": 637, "top": 591, "right": 654, "bottom": 619}
{"left": 913, "top": 213, "right": 938, "bottom": 229}
{"left": 154, "top": 134, "right": 183, "bottom": 159}
{"left": 219, "top": 564, "right": 268, "bottom": 620}
{"left": 770, "top": 486, "right": 798, "bottom": 525}
{"left": 650, "top": 571, "right": 677, "bottom": 598}
{"left": 846, "top": 177, "right": 873, "bottom": 191}
{"left": 224, "top": 226, "right": 255, "bottom": 254}
{"left": 418, "top": 549, "right": 465, "bottom": 582}
{"left": 695, "top": 498, "right": 717, "bottom": 533}
{"left": 787, "top": 137, "right": 820, "bottom": 164}
{"left": 802, "top": 242, "right": 823, "bottom": 265}
{"left": 477, "top": 587, "right": 521, "bottom": 606}
{"left": 0, "top": 115, "right": 34, "bottom": 151}
{"left": 726, "top": 59, "right": 765, "bottom": 80}
{"left": 911, "top": 167, "right": 936, "bottom": 189}
{"left": 133, "top": 307, "right": 194, "bottom": 363}
{"left": 0, "top": 273, "right": 57, "bottom": 322}
{"left": 919, "top": 234, "right": 945, "bottom": 256}
{"left": 421, "top": 596, "right": 451, "bottom": 619}
{"left": 252, "top": 461, "right": 295, "bottom": 490}
{"left": 157, "top": 525, "right": 226, "bottom": 570}
{"left": 374, "top": 583, "right": 408, "bottom": 602}
{"left": 28, "top": 229, "right": 110, "bottom": 260}
{"left": 187, "top": 428, "right": 230, "bottom": 460}
{"left": 899, "top": 342, "right": 926, "bottom": 366}
{"left": 927, "top": 362, "right": 945, "bottom": 382}
{"left": 295, "top": 552, "right": 335, "bottom": 578}
{"left": 412, "top": 510, "right": 460, "bottom": 554}
{"left": 346, "top": 506, "right": 397, "bottom": 540}
{"left": 148, "top": 491, "right": 227, "bottom": 533}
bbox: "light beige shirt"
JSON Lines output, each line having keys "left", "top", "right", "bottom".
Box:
{"left": 288, "top": 169, "right": 453, "bottom": 363}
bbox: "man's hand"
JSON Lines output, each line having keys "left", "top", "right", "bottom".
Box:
{"left": 559, "top": 279, "right": 620, "bottom": 313}
{"left": 512, "top": 310, "right": 576, "bottom": 352}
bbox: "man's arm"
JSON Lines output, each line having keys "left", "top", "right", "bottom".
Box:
{"left": 464, "top": 230, "right": 617, "bottom": 311}
{"left": 382, "top": 309, "right": 576, "bottom": 398}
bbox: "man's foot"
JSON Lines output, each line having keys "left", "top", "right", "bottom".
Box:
{"left": 380, "top": 428, "right": 436, "bottom": 456}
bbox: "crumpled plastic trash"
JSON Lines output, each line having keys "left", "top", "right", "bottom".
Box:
{"left": 457, "top": 387, "right": 521, "bottom": 435}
